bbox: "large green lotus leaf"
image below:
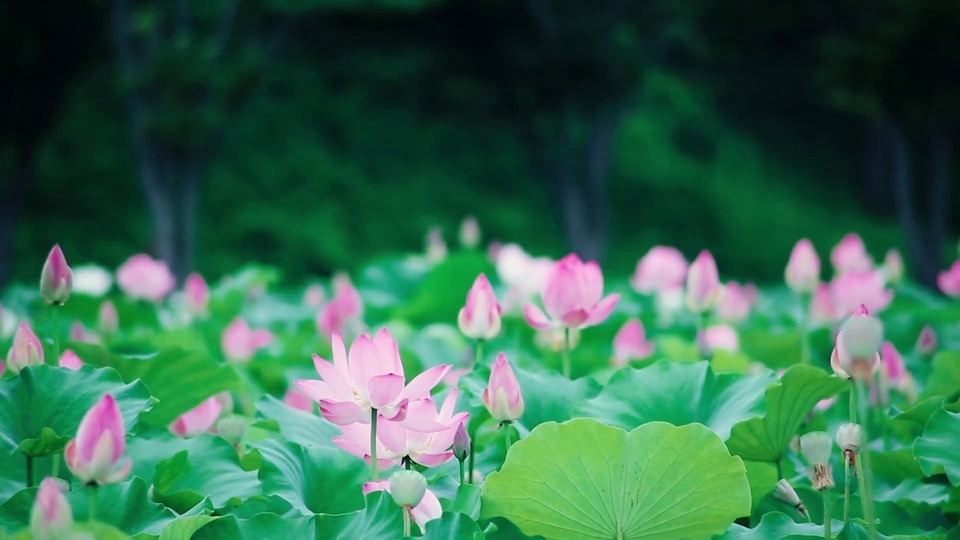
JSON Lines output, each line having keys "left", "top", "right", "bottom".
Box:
{"left": 443, "top": 484, "right": 481, "bottom": 520}
{"left": 719, "top": 511, "right": 822, "bottom": 539}
{"left": 0, "top": 365, "right": 153, "bottom": 456}
{"left": 420, "top": 512, "right": 485, "bottom": 540}
{"left": 838, "top": 519, "right": 950, "bottom": 540}
{"left": 744, "top": 460, "right": 778, "bottom": 511}
{"left": 915, "top": 408, "right": 960, "bottom": 484}
{"left": 726, "top": 365, "right": 848, "bottom": 462}
{"left": 481, "top": 418, "right": 750, "bottom": 540}
{"left": 159, "top": 516, "right": 219, "bottom": 540}
{"left": 189, "top": 514, "right": 316, "bottom": 540}
{"left": 68, "top": 345, "right": 241, "bottom": 429}
{"left": 871, "top": 449, "right": 927, "bottom": 481}
{"left": 396, "top": 252, "right": 494, "bottom": 325}
{"left": 253, "top": 395, "right": 340, "bottom": 450}
{"left": 921, "top": 351, "right": 960, "bottom": 400}
{"left": 256, "top": 438, "right": 368, "bottom": 515}
{"left": 739, "top": 329, "right": 804, "bottom": 369}
{"left": 574, "top": 361, "right": 776, "bottom": 440}
{"left": 317, "top": 492, "right": 404, "bottom": 539}
{"left": 890, "top": 396, "right": 946, "bottom": 428}
{"left": 10, "top": 521, "right": 132, "bottom": 540}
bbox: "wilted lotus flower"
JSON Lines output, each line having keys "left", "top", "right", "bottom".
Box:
{"left": 938, "top": 261, "right": 960, "bottom": 297}
{"left": 916, "top": 325, "right": 937, "bottom": 356}
{"left": 303, "top": 284, "right": 325, "bottom": 308}
{"left": 772, "top": 479, "right": 807, "bottom": 517}
{"left": 221, "top": 318, "right": 273, "bottom": 363}
{"left": 785, "top": 239, "right": 820, "bottom": 294}
{"left": 316, "top": 275, "right": 363, "bottom": 337}
{"left": 883, "top": 249, "right": 904, "bottom": 285}
{"left": 363, "top": 479, "right": 442, "bottom": 531}
{"left": 809, "top": 284, "right": 836, "bottom": 327}
{"left": 98, "top": 300, "right": 119, "bottom": 338}
{"left": 71, "top": 264, "right": 113, "bottom": 297}
{"left": 482, "top": 353, "right": 524, "bottom": 423}
{"left": 831, "top": 306, "right": 882, "bottom": 381}
{"left": 116, "top": 254, "right": 175, "bottom": 302}
{"left": 169, "top": 396, "right": 223, "bottom": 438}
{"left": 183, "top": 273, "right": 210, "bottom": 316}
{"left": 7, "top": 322, "right": 44, "bottom": 374}
{"left": 30, "top": 477, "right": 73, "bottom": 540}
{"left": 630, "top": 246, "right": 688, "bottom": 294}
{"left": 425, "top": 227, "right": 447, "bottom": 264}
{"left": 799, "top": 431, "right": 835, "bottom": 491}
{"left": 59, "top": 350, "right": 83, "bottom": 370}
{"left": 612, "top": 319, "right": 654, "bottom": 367}
{"left": 523, "top": 254, "right": 620, "bottom": 330}
{"left": 830, "top": 270, "right": 893, "bottom": 317}
{"left": 831, "top": 233, "right": 873, "bottom": 275}
{"left": 458, "top": 274, "right": 501, "bottom": 341}
{"left": 836, "top": 423, "right": 863, "bottom": 453}
{"left": 715, "top": 282, "right": 752, "bottom": 323}
{"left": 40, "top": 245, "right": 73, "bottom": 306}
{"left": 685, "top": 251, "right": 722, "bottom": 314}
{"left": 459, "top": 216, "right": 481, "bottom": 249}
{"left": 284, "top": 387, "right": 316, "bottom": 414}
{"left": 65, "top": 394, "right": 131, "bottom": 485}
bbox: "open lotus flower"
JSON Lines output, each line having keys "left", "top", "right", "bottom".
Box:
{"left": 715, "top": 282, "right": 752, "bottom": 323}
{"left": 169, "top": 396, "right": 223, "bottom": 438}
{"left": 316, "top": 275, "right": 363, "bottom": 337}
{"left": 363, "top": 480, "right": 442, "bottom": 531}
{"left": 65, "top": 394, "right": 131, "bottom": 485}
{"left": 71, "top": 264, "right": 113, "bottom": 297}
{"left": 59, "top": 350, "right": 83, "bottom": 370}
{"left": 284, "top": 387, "right": 316, "bottom": 414}
{"left": 785, "top": 239, "right": 820, "bottom": 294}
{"left": 685, "top": 250, "right": 721, "bottom": 314}
{"left": 482, "top": 353, "right": 524, "bottom": 422}
{"left": 116, "top": 254, "right": 176, "bottom": 302}
{"left": 295, "top": 328, "right": 451, "bottom": 426}
{"left": 612, "top": 319, "right": 654, "bottom": 367}
{"left": 7, "top": 322, "right": 44, "bottom": 374}
{"left": 630, "top": 246, "right": 688, "bottom": 294}
{"left": 830, "top": 270, "right": 893, "bottom": 317}
{"left": 221, "top": 318, "right": 273, "bottom": 363}
{"left": 40, "top": 244, "right": 73, "bottom": 306}
{"left": 938, "top": 261, "right": 960, "bottom": 297}
{"left": 830, "top": 305, "right": 881, "bottom": 381}
{"left": 30, "top": 477, "right": 73, "bottom": 540}
{"left": 458, "top": 274, "right": 501, "bottom": 341}
{"left": 523, "top": 254, "right": 620, "bottom": 330}
{"left": 184, "top": 273, "right": 210, "bottom": 316}
{"left": 831, "top": 233, "right": 873, "bottom": 275}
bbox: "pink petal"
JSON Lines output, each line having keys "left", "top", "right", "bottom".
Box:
{"left": 372, "top": 328, "right": 404, "bottom": 376}
{"left": 294, "top": 380, "right": 338, "bottom": 403}
{"left": 312, "top": 354, "right": 353, "bottom": 400}
{"left": 583, "top": 294, "right": 620, "bottom": 327}
{"left": 376, "top": 417, "right": 409, "bottom": 456}
{"left": 367, "top": 373, "right": 405, "bottom": 410}
{"left": 348, "top": 335, "right": 383, "bottom": 394}
{"left": 415, "top": 450, "right": 455, "bottom": 467}
{"left": 580, "top": 261, "right": 604, "bottom": 307}
{"left": 523, "top": 304, "right": 553, "bottom": 330}
{"left": 400, "top": 364, "right": 451, "bottom": 402}
{"left": 319, "top": 400, "right": 367, "bottom": 425}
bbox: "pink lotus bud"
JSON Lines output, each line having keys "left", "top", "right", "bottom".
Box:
{"left": 303, "top": 284, "right": 325, "bottom": 308}
{"left": 701, "top": 325, "right": 740, "bottom": 354}
{"left": 59, "top": 350, "right": 83, "bottom": 370}
{"left": 459, "top": 216, "right": 481, "bottom": 249}
{"left": 116, "top": 254, "right": 175, "bottom": 302}
{"left": 169, "top": 396, "right": 223, "bottom": 438}
{"left": 785, "top": 239, "right": 820, "bottom": 294}
{"left": 184, "top": 273, "right": 210, "bottom": 316}
{"left": 809, "top": 284, "right": 836, "bottom": 327}
{"left": 316, "top": 276, "right": 363, "bottom": 337}
{"left": 630, "top": 246, "right": 688, "bottom": 294}
{"left": 7, "top": 322, "right": 44, "bottom": 374}
{"left": 457, "top": 274, "right": 502, "bottom": 340}
{"left": 452, "top": 421, "right": 470, "bottom": 461}
{"left": 40, "top": 245, "right": 72, "bottom": 306}
{"left": 425, "top": 227, "right": 447, "bottom": 264}
{"left": 938, "top": 261, "right": 960, "bottom": 297}
{"left": 612, "top": 319, "right": 653, "bottom": 367}
{"left": 69, "top": 322, "right": 98, "bottom": 344}
{"left": 917, "top": 325, "right": 937, "bottom": 355}
{"left": 98, "top": 300, "right": 119, "bottom": 337}
{"left": 831, "top": 308, "right": 882, "bottom": 381}
{"left": 715, "top": 282, "right": 752, "bottom": 323}
{"left": 284, "top": 387, "right": 316, "bottom": 413}
{"left": 30, "top": 477, "right": 73, "bottom": 539}
{"left": 829, "top": 270, "right": 893, "bottom": 317}
{"left": 523, "top": 254, "right": 620, "bottom": 330}
{"left": 880, "top": 342, "right": 905, "bottom": 384}
{"left": 831, "top": 233, "right": 873, "bottom": 275}
{"left": 685, "top": 250, "right": 721, "bottom": 313}
{"left": 221, "top": 318, "right": 273, "bottom": 363}
{"left": 65, "top": 394, "right": 131, "bottom": 485}
{"left": 482, "top": 353, "right": 524, "bottom": 422}
{"left": 883, "top": 249, "right": 905, "bottom": 285}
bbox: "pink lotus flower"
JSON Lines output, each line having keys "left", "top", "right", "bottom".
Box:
{"left": 30, "top": 477, "right": 73, "bottom": 539}
{"left": 295, "top": 329, "right": 451, "bottom": 425}
{"left": 612, "top": 319, "right": 654, "bottom": 367}
{"left": 809, "top": 284, "right": 836, "bottom": 327}
{"left": 116, "top": 254, "right": 175, "bottom": 302}
{"left": 495, "top": 244, "right": 553, "bottom": 311}
{"left": 482, "top": 353, "right": 524, "bottom": 422}
{"left": 917, "top": 325, "right": 937, "bottom": 355}
{"left": 362, "top": 480, "right": 442, "bottom": 531}
{"left": 221, "top": 318, "right": 273, "bottom": 363}
{"left": 0, "top": 360, "right": 4, "bottom": 377}
{"left": 830, "top": 270, "right": 894, "bottom": 317}
{"left": 523, "top": 254, "right": 620, "bottom": 330}
{"left": 630, "top": 246, "right": 688, "bottom": 294}
{"left": 284, "top": 387, "right": 316, "bottom": 413}
{"left": 830, "top": 305, "right": 881, "bottom": 381}
{"left": 785, "top": 239, "right": 820, "bottom": 294}
{"left": 702, "top": 325, "right": 740, "bottom": 353}
{"left": 938, "top": 261, "right": 960, "bottom": 297}
{"left": 98, "top": 300, "right": 119, "bottom": 337}
{"left": 686, "top": 250, "right": 721, "bottom": 314}
{"left": 59, "top": 350, "right": 83, "bottom": 370}
{"left": 715, "top": 282, "right": 752, "bottom": 323}
{"left": 69, "top": 322, "right": 98, "bottom": 344}
{"left": 7, "top": 322, "right": 44, "bottom": 374}
{"left": 40, "top": 244, "right": 72, "bottom": 306}
{"left": 184, "top": 273, "right": 210, "bottom": 316}
{"left": 303, "top": 284, "right": 325, "bottom": 308}
{"left": 169, "top": 396, "right": 223, "bottom": 438}
{"left": 316, "top": 276, "right": 363, "bottom": 337}
{"left": 883, "top": 249, "right": 904, "bottom": 285}
{"left": 65, "top": 394, "right": 131, "bottom": 485}
{"left": 459, "top": 216, "right": 481, "bottom": 249}
{"left": 831, "top": 233, "right": 873, "bottom": 275}
{"left": 458, "top": 274, "right": 502, "bottom": 340}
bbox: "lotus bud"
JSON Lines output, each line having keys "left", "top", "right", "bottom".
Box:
{"left": 65, "top": 394, "right": 131, "bottom": 485}
{"left": 169, "top": 396, "right": 223, "bottom": 438}
{"left": 785, "top": 239, "right": 820, "bottom": 294}
{"left": 59, "top": 350, "right": 83, "bottom": 371}
{"left": 98, "top": 300, "right": 119, "bottom": 337}
{"left": 938, "top": 261, "right": 960, "bottom": 297}
{"left": 452, "top": 421, "right": 470, "bottom": 462}
{"left": 772, "top": 479, "right": 806, "bottom": 516}
{"left": 883, "top": 249, "right": 904, "bottom": 285}
{"left": 459, "top": 216, "right": 481, "bottom": 249}
{"left": 839, "top": 314, "right": 883, "bottom": 380}
{"left": 184, "top": 273, "right": 210, "bottom": 316}
{"left": 7, "top": 322, "right": 44, "bottom": 374}
{"left": 458, "top": 274, "right": 502, "bottom": 341}
{"left": 390, "top": 470, "right": 427, "bottom": 508}
{"left": 917, "top": 325, "right": 937, "bottom": 356}
{"left": 482, "top": 353, "right": 524, "bottom": 423}
{"left": 303, "top": 284, "right": 325, "bottom": 308}
{"left": 40, "top": 245, "right": 73, "bottom": 306}
{"left": 30, "top": 477, "right": 73, "bottom": 540}
{"left": 685, "top": 250, "right": 721, "bottom": 313}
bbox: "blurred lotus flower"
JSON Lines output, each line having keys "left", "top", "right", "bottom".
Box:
{"left": 425, "top": 227, "right": 447, "bottom": 264}
{"left": 169, "top": 396, "right": 223, "bottom": 438}
{"left": 523, "top": 254, "right": 620, "bottom": 330}
{"left": 883, "top": 249, "right": 905, "bottom": 285}
{"left": 701, "top": 325, "right": 740, "bottom": 354}
{"left": 459, "top": 216, "right": 481, "bottom": 249}
{"left": 831, "top": 306, "right": 882, "bottom": 381}
{"left": 98, "top": 300, "right": 119, "bottom": 338}
{"left": 715, "top": 282, "right": 752, "bottom": 323}
{"left": 295, "top": 329, "right": 451, "bottom": 426}
{"left": 495, "top": 244, "right": 552, "bottom": 311}
{"left": 831, "top": 233, "right": 873, "bottom": 275}
{"left": 612, "top": 319, "right": 654, "bottom": 367}
{"left": 880, "top": 342, "right": 905, "bottom": 385}
{"left": 7, "top": 322, "right": 44, "bottom": 374}
{"left": 221, "top": 318, "right": 273, "bottom": 363}
{"left": 40, "top": 245, "right": 72, "bottom": 306}
{"left": 71, "top": 264, "right": 113, "bottom": 297}
{"left": 69, "top": 322, "right": 98, "bottom": 344}
{"left": 116, "top": 254, "right": 175, "bottom": 302}
{"left": 630, "top": 246, "right": 688, "bottom": 294}
{"left": 184, "top": 273, "right": 210, "bottom": 316}
{"left": 685, "top": 251, "right": 721, "bottom": 314}
{"left": 65, "top": 394, "right": 131, "bottom": 485}
{"left": 30, "top": 477, "right": 73, "bottom": 540}
{"left": 363, "top": 479, "right": 442, "bottom": 531}
{"left": 0, "top": 360, "right": 4, "bottom": 377}
{"left": 815, "top": 396, "right": 836, "bottom": 411}
{"left": 785, "top": 239, "right": 820, "bottom": 294}
{"left": 536, "top": 326, "right": 581, "bottom": 353}
{"left": 303, "top": 284, "right": 325, "bottom": 308}
{"left": 917, "top": 325, "right": 937, "bottom": 355}
{"left": 458, "top": 274, "right": 501, "bottom": 341}
{"left": 316, "top": 275, "right": 363, "bottom": 337}
{"left": 938, "top": 261, "right": 960, "bottom": 297}
{"left": 284, "top": 387, "right": 316, "bottom": 414}
{"left": 830, "top": 270, "right": 893, "bottom": 317}
{"left": 59, "top": 350, "right": 83, "bottom": 370}
{"left": 482, "top": 353, "right": 524, "bottom": 423}
{"left": 809, "top": 284, "right": 836, "bottom": 327}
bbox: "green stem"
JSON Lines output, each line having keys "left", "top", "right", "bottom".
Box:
{"left": 89, "top": 486, "right": 98, "bottom": 522}
{"left": 799, "top": 293, "right": 810, "bottom": 364}
{"left": 776, "top": 458, "right": 784, "bottom": 480}
{"left": 370, "top": 409, "right": 379, "bottom": 481}
{"left": 504, "top": 423, "right": 512, "bottom": 454}
{"left": 25, "top": 456, "right": 33, "bottom": 488}
{"left": 51, "top": 454, "right": 60, "bottom": 479}
{"left": 475, "top": 339, "right": 484, "bottom": 365}
{"left": 855, "top": 381, "right": 877, "bottom": 540}
{"left": 403, "top": 505, "right": 412, "bottom": 537}
{"left": 459, "top": 458, "right": 465, "bottom": 485}
{"left": 404, "top": 458, "right": 412, "bottom": 471}
{"left": 52, "top": 306, "right": 61, "bottom": 363}
{"left": 561, "top": 328, "right": 571, "bottom": 378}
{"left": 848, "top": 386, "right": 857, "bottom": 424}
{"left": 697, "top": 312, "right": 709, "bottom": 360}
{"left": 843, "top": 458, "right": 851, "bottom": 526}
{"left": 468, "top": 439, "right": 475, "bottom": 484}
{"left": 823, "top": 488, "right": 832, "bottom": 540}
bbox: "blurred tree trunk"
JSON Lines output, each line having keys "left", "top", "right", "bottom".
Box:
{"left": 0, "top": 145, "right": 34, "bottom": 287}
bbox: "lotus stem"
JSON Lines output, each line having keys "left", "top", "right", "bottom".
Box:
{"left": 855, "top": 381, "right": 877, "bottom": 540}
{"left": 475, "top": 339, "right": 484, "bottom": 365}
{"left": 403, "top": 505, "right": 412, "bottom": 537}
{"left": 89, "top": 486, "right": 98, "bottom": 522}
{"left": 823, "top": 488, "right": 832, "bottom": 539}
{"left": 52, "top": 306, "right": 61, "bottom": 364}
{"left": 843, "top": 456, "right": 851, "bottom": 526}
{"left": 459, "top": 458, "right": 465, "bottom": 486}
{"left": 799, "top": 293, "right": 810, "bottom": 364}
{"left": 370, "top": 408, "right": 379, "bottom": 481}
{"left": 25, "top": 456, "right": 33, "bottom": 488}
{"left": 562, "top": 327, "right": 571, "bottom": 378}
